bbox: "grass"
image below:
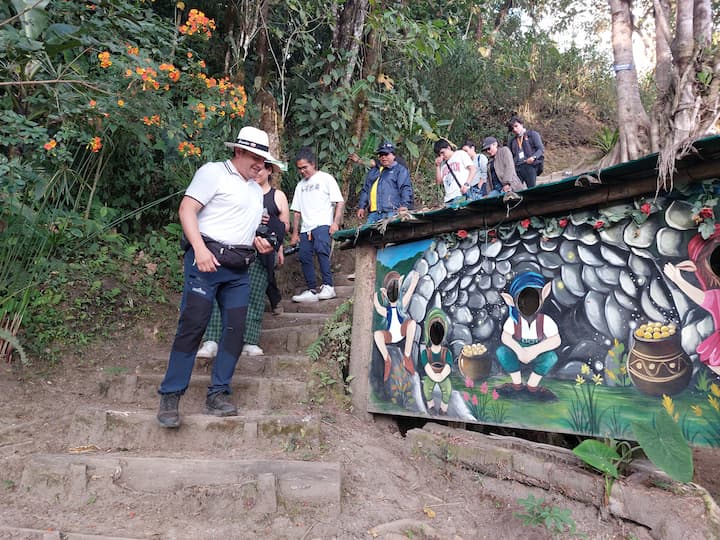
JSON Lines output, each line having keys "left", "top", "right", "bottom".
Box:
{"left": 372, "top": 371, "right": 720, "bottom": 447}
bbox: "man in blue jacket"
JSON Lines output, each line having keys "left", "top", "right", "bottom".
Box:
{"left": 356, "top": 141, "right": 413, "bottom": 224}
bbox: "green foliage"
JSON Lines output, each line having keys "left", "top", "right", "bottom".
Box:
{"left": 306, "top": 299, "right": 353, "bottom": 403}
{"left": 514, "top": 495, "right": 578, "bottom": 536}
{"left": 631, "top": 411, "right": 694, "bottom": 483}
{"left": 573, "top": 409, "right": 694, "bottom": 504}
{"left": 592, "top": 127, "right": 619, "bottom": 154}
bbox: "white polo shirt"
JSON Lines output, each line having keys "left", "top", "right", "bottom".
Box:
{"left": 185, "top": 160, "right": 263, "bottom": 245}
{"left": 290, "top": 170, "right": 344, "bottom": 233}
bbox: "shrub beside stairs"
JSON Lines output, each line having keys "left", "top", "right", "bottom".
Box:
{"left": 1, "top": 281, "right": 355, "bottom": 539}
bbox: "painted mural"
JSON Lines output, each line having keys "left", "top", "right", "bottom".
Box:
{"left": 368, "top": 179, "right": 720, "bottom": 447}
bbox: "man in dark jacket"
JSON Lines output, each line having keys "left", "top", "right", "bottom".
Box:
{"left": 357, "top": 141, "right": 413, "bottom": 224}
{"left": 507, "top": 116, "right": 544, "bottom": 188}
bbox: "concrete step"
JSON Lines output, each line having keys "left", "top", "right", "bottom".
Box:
{"left": 0, "top": 527, "right": 143, "bottom": 540}
{"left": 140, "top": 352, "right": 311, "bottom": 379}
{"left": 260, "top": 311, "right": 330, "bottom": 330}
{"left": 66, "top": 407, "right": 321, "bottom": 453}
{"left": 20, "top": 454, "right": 341, "bottom": 514}
{"left": 281, "top": 295, "right": 349, "bottom": 314}
{"left": 103, "top": 373, "right": 307, "bottom": 410}
{"left": 258, "top": 325, "right": 325, "bottom": 354}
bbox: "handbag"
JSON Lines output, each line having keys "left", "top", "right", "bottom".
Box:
{"left": 202, "top": 235, "right": 256, "bottom": 270}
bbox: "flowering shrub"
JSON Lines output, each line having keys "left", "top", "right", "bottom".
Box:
{"left": 2, "top": 1, "right": 248, "bottom": 236}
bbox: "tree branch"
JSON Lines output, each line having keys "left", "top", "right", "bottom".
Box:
{"left": 0, "top": 79, "right": 111, "bottom": 94}
{"left": 0, "top": 0, "right": 46, "bottom": 29}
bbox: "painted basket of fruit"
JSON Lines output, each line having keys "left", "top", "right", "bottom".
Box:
{"left": 627, "top": 321, "right": 692, "bottom": 396}
{"left": 458, "top": 343, "right": 491, "bottom": 381}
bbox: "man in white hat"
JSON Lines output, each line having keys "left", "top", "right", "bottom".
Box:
{"left": 157, "top": 126, "right": 275, "bottom": 428}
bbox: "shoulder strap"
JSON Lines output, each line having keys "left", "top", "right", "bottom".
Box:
{"left": 537, "top": 313, "right": 545, "bottom": 339}
{"left": 443, "top": 160, "right": 464, "bottom": 188}
{"left": 513, "top": 319, "right": 522, "bottom": 340}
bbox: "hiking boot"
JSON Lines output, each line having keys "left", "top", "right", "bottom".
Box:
{"left": 196, "top": 340, "right": 218, "bottom": 359}
{"left": 157, "top": 393, "right": 181, "bottom": 428}
{"left": 317, "top": 284, "right": 336, "bottom": 300}
{"left": 292, "top": 289, "right": 318, "bottom": 303}
{"left": 205, "top": 392, "right": 238, "bottom": 417}
{"left": 271, "top": 304, "right": 284, "bottom": 316}
{"left": 242, "top": 343, "right": 264, "bottom": 356}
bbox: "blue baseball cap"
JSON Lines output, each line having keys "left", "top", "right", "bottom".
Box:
{"left": 376, "top": 141, "right": 396, "bottom": 155}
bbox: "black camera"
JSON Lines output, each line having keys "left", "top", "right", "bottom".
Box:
{"left": 256, "top": 224, "right": 279, "bottom": 250}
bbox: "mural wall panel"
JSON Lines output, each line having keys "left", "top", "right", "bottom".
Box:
{"left": 367, "top": 180, "right": 720, "bottom": 447}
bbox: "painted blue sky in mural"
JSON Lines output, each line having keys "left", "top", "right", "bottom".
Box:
{"left": 377, "top": 238, "right": 432, "bottom": 267}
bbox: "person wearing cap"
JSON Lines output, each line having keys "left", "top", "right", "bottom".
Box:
{"left": 156, "top": 126, "right": 276, "bottom": 428}
{"left": 432, "top": 139, "right": 477, "bottom": 206}
{"left": 356, "top": 141, "right": 413, "bottom": 224}
{"left": 481, "top": 136, "right": 526, "bottom": 194}
{"left": 290, "top": 146, "right": 345, "bottom": 303}
{"left": 506, "top": 115, "right": 544, "bottom": 188}
{"left": 461, "top": 139, "right": 490, "bottom": 200}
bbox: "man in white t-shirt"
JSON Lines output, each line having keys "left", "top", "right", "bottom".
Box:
{"left": 461, "top": 139, "right": 491, "bottom": 200}
{"left": 289, "top": 146, "right": 345, "bottom": 303}
{"left": 156, "top": 126, "right": 275, "bottom": 429}
{"left": 433, "top": 139, "right": 477, "bottom": 205}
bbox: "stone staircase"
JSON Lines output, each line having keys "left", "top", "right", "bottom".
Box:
{"left": 1, "top": 281, "right": 355, "bottom": 539}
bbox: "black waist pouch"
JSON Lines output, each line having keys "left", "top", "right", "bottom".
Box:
{"left": 202, "top": 235, "right": 256, "bottom": 270}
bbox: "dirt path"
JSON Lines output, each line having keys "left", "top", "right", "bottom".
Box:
{"left": 1, "top": 269, "right": 719, "bottom": 539}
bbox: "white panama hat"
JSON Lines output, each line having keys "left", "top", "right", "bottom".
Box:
{"left": 224, "top": 126, "right": 275, "bottom": 161}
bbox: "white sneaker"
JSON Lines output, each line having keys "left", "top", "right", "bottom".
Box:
{"left": 242, "top": 344, "right": 264, "bottom": 356}
{"left": 196, "top": 340, "right": 218, "bottom": 359}
{"left": 292, "top": 289, "right": 319, "bottom": 303}
{"left": 317, "top": 284, "right": 336, "bottom": 300}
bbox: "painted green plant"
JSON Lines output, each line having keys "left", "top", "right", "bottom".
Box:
{"left": 604, "top": 339, "right": 631, "bottom": 387}
{"left": 568, "top": 364, "right": 606, "bottom": 434}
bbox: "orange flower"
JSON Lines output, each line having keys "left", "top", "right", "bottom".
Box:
{"left": 43, "top": 139, "right": 57, "bottom": 151}
{"left": 88, "top": 136, "right": 102, "bottom": 153}
{"left": 97, "top": 51, "right": 112, "bottom": 68}
{"left": 117, "top": 99, "right": 125, "bottom": 107}
{"left": 178, "top": 141, "right": 201, "bottom": 157}
{"left": 178, "top": 9, "right": 216, "bottom": 38}
{"left": 89, "top": 99, "right": 97, "bottom": 107}
{"left": 125, "top": 44, "right": 139, "bottom": 55}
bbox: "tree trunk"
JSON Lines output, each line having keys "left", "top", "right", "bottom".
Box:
{"left": 606, "top": 0, "right": 650, "bottom": 165}
{"left": 254, "top": 1, "right": 282, "bottom": 158}
{"left": 340, "top": 20, "right": 381, "bottom": 207}
{"left": 328, "top": 0, "right": 369, "bottom": 87}
{"left": 652, "top": 0, "right": 672, "bottom": 153}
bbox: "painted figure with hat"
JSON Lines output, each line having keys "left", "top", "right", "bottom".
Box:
{"left": 495, "top": 271, "right": 560, "bottom": 401}
{"left": 156, "top": 126, "right": 277, "bottom": 428}
{"left": 356, "top": 141, "right": 414, "bottom": 224}
{"left": 373, "top": 270, "right": 419, "bottom": 381}
{"left": 290, "top": 146, "right": 345, "bottom": 303}
{"left": 420, "top": 308, "right": 454, "bottom": 415}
